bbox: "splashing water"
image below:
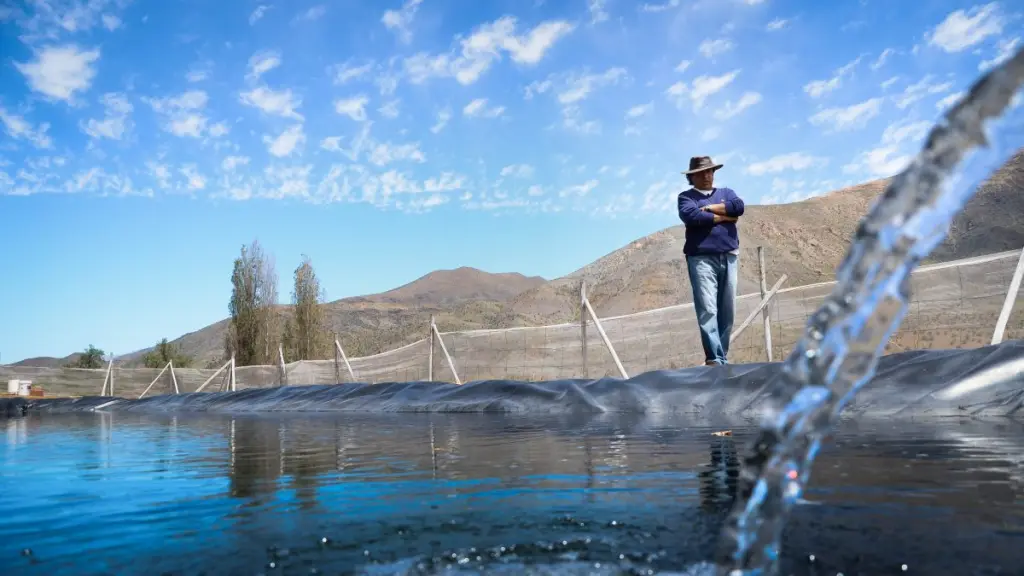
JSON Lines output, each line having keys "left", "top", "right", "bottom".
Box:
{"left": 713, "top": 47, "right": 1024, "bottom": 576}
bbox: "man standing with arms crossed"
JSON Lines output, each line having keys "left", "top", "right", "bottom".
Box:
{"left": 676, "top": 156, "right": 745, "bottom": 366}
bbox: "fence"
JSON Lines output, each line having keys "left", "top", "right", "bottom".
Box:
{"left": 3, "top": 247, "right": 1024, "bottom": 399}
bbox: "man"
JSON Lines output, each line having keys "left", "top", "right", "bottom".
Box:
{"left": 676, "top": 156, "right": 745, "bottom": 366}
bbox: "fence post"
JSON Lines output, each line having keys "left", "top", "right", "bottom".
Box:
{"left": 334, "top": 338, "right": 356, "bottom": 382}
{"left": 580, "top": 280, "right": 588, "bottom": 379}
{"left": 230, "top": 354, "right": 236, "bottom": 392}
{"left": 731, "top": 274, "right": 788, "bottom": 342}
{"left": 333, "top": 331, "right": 341, "bottom": 383}
{"left": 581, "top": 295, "right": 629, "bottom": 380}
{"left": 427, "top": 315, "right": 435, "bottom": 381}
{"left": 992, "top": 245, "right": 1024, "bottom": 345}
{"left": 278, "top": 343, "right": 287, "bottom": 386}
{"left": 169, "top": 360, "right": 179, "bottom": 394}
{"left": 757, "top": 246, "right": 774, "bottom": 362}
{"left": 431, "top": 318, "right": 462, "bottom": 385}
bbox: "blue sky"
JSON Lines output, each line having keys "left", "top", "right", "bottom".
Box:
{"left": 0, "top": 0, "right": 1021, "bottom": 363}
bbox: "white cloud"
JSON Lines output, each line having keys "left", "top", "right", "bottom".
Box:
{"left": 463, "top": 98, "right": 505, "bottom": 118}
{"left": 881, "top": 76, "right": 900, "bottom": 90}
{"left": 500, "top": 164, "right": 535, "bottom": 178}
{"left": 101, "top": 14, "right": 121, "bottom": 31}
{"left": 675, "top": 59, "right": 691, "bottom": 72}
{"left": 245, "top": 50, "right": 281, "bottom": 83}
{"left": 264, "top": 124, "right": 306, "bottom": 158}
{"left": 871, "top": 48, "right": 895, "bottom": 70}
{"left": 746, "top": 153, "right": 827, "bottom": 176}
{"left": 333, "top": 60, "right": 375, "bottom": 84}
{"left": 928, "top": 3, "right": 1003, "bottom": 53}
{"left": 334, "top": 95, "right": 370, "bottom": 121}
{"left": 295, "top": 5, "right": 327, "bottom": 22}
{"left": 81, "top": 92, "right": 132, "bottom": 140}
{"left": 382, "top": 0, "right": 423, "bottom": 43}
{"left": 402, "top": 16, "right": 575, "bottom": 85}
{"left": 979, "top": 36, "right": 1021, "bottom": 71}
{"left": 424, "top": 172, "right": 466, "bottom": 192}
{"left": 378, "top": 99, "right": 401, "bottom": 119}
{"left": 803, "top": 56, "right": 862, "bottom": 99}
{"left": 935, "top": 91, "right": 965, "bottom": 112}
{"left": 842, "top": 120, "right": 932, "bottom": 179}
{"left": 714, "top": 91, "right": 762, "bottom": 120}
{"left": 588, "top": 0, "right": 609, "bottom": 24}
{"left": 0, "top": 106, "right": 53, "bottom": 149}
{"left": 690, "top": 70, "right": 740, "bottom": 109}
{"left": 640, "top": 1, "right": 680, "bottom": 13}
{"left": 809, "top": 97, "right": 883, "bottom": 131}
{"left": 559, "top": 179, "right": 599, "bottom": 197}
{"left": 250, "top": 5, "right": 270, "bottom": 25}
{"left": 208, "top": 121, "right": 230, "bottom": 138}
{"left": 699, "top": 38, "right": 734, "bottom": 59}
{"left": 222, "top": 156, "right": 250, "bottom": 171}
{"left": 181, "top": 165, "right": 206, "bottom": 191}
{"left": 625, "top": 102, "right": 653, "bottom": 119}
{"left": 368, "top": 142, "right": 425, "bottom": 166}
{"left": 431, "top": 108, "right": 452, "bottom": 133}
{"left": 701, "top": 127, "right": 721, "bottom": 141}
{"left": 893, "top": 75, "right": 952, "bottom": 109}
{"left": 145, "top": 90, "right": 210, "bottom": 138}
{"left": 556, "top": 67, "right": 628, "bottom": 104}
{"left": 239, "top": 86, "right": 303, "bottom": 120}
{"left": 766, "top": 18, "right": 788, "bottom": 31}
{"left": 15, "top": 44, "right": 101, "bottom": 102}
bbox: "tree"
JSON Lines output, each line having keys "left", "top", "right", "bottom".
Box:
{"left": 226, "top": 239, "right": 280, "bottom": 366}
{"left": 68, "top": 345, "right": 106, "bottom": 369}
{"left": 286, "top": 255, "right": 330, "bottom": 360}
{"left": 142, "top": 338, "right": 194, "bottom": 368}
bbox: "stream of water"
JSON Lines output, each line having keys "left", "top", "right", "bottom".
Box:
{"left": 715, "top": 47, "right": 1024, "bottom": 576}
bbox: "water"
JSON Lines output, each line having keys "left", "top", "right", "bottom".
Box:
{"left": 2, "top": 413, "right": 1023, "bottom": 575}
{"left": 716, "top": 46, "right": 1024, "bottom": 575}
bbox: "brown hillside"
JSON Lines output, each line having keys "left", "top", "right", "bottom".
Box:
{"left": 111, "top": 268, "right": 545, "bottom": 368}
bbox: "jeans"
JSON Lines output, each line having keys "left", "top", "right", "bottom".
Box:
{"left": 686, "top": 253, "right": 738, "bottom": 365}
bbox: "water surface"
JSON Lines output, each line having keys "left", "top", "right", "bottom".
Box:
{"left": 2, "top": 413, "right": 1022, "bottom": 575}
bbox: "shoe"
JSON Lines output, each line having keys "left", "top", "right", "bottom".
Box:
{"left": 704, "top": 361, "right": 717, "bottom": 366}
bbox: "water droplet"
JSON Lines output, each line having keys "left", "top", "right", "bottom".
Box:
{"left": 20, "top": 549, "right": 31, "bottom": 557}
{"left": 268, "top": 562, "right": 276, "bottom": 569}
{"left": 320, "top": 537, "right": 328, "bottom": 544}
{"left": 808, "top": 554, "right": 815, "bottom": 562}
{"left": 902, "top": 565, "right": 908, "bottom": 571}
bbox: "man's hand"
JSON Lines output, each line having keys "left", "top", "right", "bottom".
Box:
{"left": 713, "top": 214, "right": 737, "bottom": 224}
{"left": 700, "top": 203, "right": 729, "bottom": 216}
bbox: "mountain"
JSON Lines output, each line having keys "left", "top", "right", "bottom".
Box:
{"left": 107, "top": 267, "right": 546, "bottom": 368}
{"left": 9, "top": 353, "right": 83, "bottom": 369}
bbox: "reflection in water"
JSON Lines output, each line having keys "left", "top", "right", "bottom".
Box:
{"left": 0, "top": 413, "right": 1022, "bottom": 575}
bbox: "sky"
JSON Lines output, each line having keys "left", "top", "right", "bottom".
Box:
{"left": 0, "top": 0, "right": 1021, "bottom": 363}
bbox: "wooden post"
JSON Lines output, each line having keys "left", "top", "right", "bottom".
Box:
{"left": 332, "top": 331, "right": 341, "bottom": 383}
{"left": 278, "top": 343, "right": 287, "bottom": 386}
{"left": 139, "top": 361, "right": 171, "bottom": 399}
{"left": 580, "top": 280, "right": 588, "bottom": 379}
{"left": 169, "top": 360, "right": 180, "bottom": 394}
{"left": 731, "top": 274, "right": 789, "bottom": 342}
{"left": 334, "top": 339, "right": 356, "bottom": 382}
{"left": 104, "top": 356, "right": 114, "bottom": 397}
{"left": 992, "top": 245, "right": 1024, "bottom": 345}
{"left": 230, "top": 354, "right": 236, "bottom": 392}
{"left": 431, "top": 318, "right": 461, "bottom": 385}
{"left": 196, "top": 359, "right": 231, "bottom": 392}
{"left": 427, "top": 315, "right": 435, "bottom": 381}
{"left": 581, "top": 297, "right": 629, "bottom": 379}
{"left": 757, "top": 246, "right": 774, "bottom": 362}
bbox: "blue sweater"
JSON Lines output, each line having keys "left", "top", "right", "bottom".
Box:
{"left": 677, "top": 187, "right": 745, "bottom": 256}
